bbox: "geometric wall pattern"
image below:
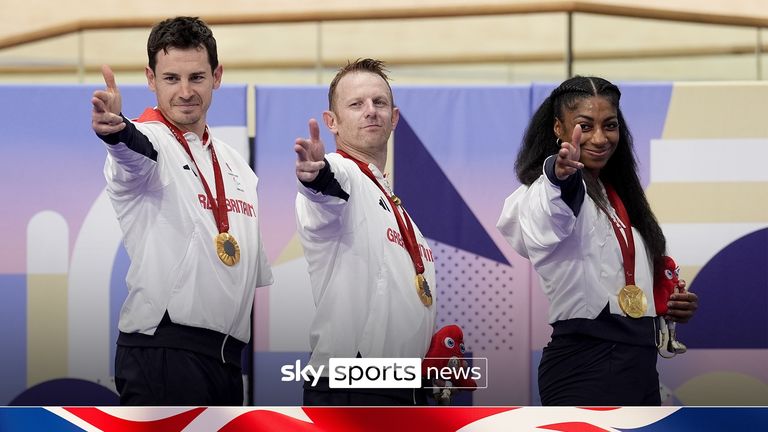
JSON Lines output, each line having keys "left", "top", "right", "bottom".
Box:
{"left": 1, "top": 82, "right": 766, "bottom": 405}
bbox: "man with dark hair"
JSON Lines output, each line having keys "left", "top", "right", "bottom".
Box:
{"left": 91, "top": 16, "right": 272, "bottom": 405}
{"left": 294, "top": 58, "right": 436, "bottom": 405}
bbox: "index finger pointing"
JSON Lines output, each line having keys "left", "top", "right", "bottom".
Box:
{"left": 308, "top": 118, "right": 320, "bottom": 143}
{"left": 102, "top": 64, "right": 118, "bottom": 90}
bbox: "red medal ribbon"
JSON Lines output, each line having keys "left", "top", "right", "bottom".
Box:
{"left": 137, "top": 108, "right": 230, "bottom": 234}
{"left": 337, "top": 150, "right": 425, "bottom": 275}
{"left": 602, "top": 184, "right": 635, "bottom": 285}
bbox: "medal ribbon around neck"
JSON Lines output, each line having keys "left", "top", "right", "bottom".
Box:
{"left": 337, "top": 150, "right": 431, "bottom": 306}
{"left": 138, "top": 108, "right": 239, "bottom": 266}
{"left": 603, "top": 183, "right": 635, "bottom": 285}
{"left": 602, "top": 183, "right": 646, "bottom": 317}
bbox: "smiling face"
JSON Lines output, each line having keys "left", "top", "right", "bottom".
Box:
{"left": 324, "top": 71, "right": 399, "bottom": 159}
{"left": 146, "top": 46, "right": 222, "bottom": 138}
{"left": 554, "top": 95, "right": 619, "bottom": 178}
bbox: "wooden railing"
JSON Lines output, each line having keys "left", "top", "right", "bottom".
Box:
{"left": 3, "top": 2, "right": 767, "bottom": 50}
{"left": 1, "top": 1, "right": 765, "bottom": 78}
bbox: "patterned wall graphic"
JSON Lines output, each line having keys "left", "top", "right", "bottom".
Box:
{"left": 644, "top": 83, "right": 768, "bottom": 405}
{"left": 1, "top": 83, "right": 766, "bottom": 406}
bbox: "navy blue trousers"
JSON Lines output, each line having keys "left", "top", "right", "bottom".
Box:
{"left": 538, "top": 334, "right": 661, "bottom": 406}
{"left": 115, "top": 345, "right": 243, "bottom": 406}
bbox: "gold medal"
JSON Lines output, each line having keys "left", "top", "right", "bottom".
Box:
{"left": 416, "top": 274, "right": 433, "bottom": 307}
{"left": 618, "top": 284, "right": 647, "bottom": 318}
{"left": 215, "top": 232, "right": 240, "bottom": 266}
{"left": 391, "top": 195, "right": 401, "bottom": 206}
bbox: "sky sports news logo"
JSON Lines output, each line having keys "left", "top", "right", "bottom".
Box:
{"left": 281, "top": 357, "right": 488, "bottom": 389}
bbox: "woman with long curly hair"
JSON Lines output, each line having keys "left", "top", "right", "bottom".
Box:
{"left": 498, "top": 76, "right": 698, "bottom": 405}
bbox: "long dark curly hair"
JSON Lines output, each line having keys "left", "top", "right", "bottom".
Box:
{"left": 515, "top": 76, "right": 666, "bottom": 265}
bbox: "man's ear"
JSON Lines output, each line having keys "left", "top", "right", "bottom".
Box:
{"left": 145, "top": 66, "right": 156, "bottom": 92}
{"left": 212, "top": 64, "right": 223, "bottom": 90}
{"left": 391, "top": 106, "right": 400, "bottom": 129}
{"left": 322, "top": 110, "right": 338, "bottom": 135}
